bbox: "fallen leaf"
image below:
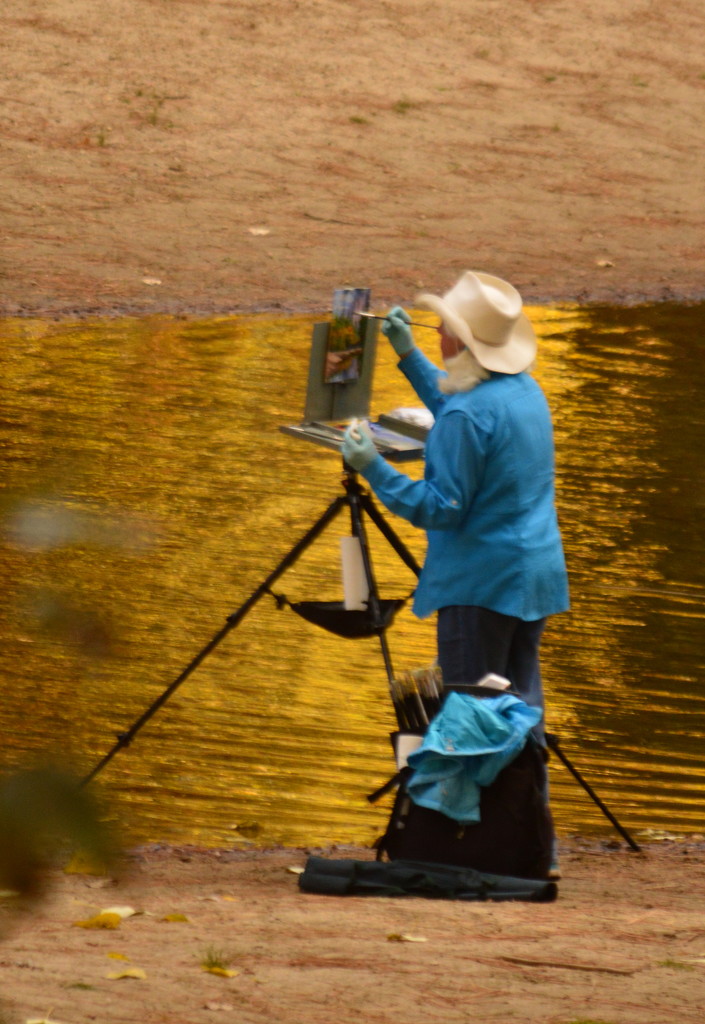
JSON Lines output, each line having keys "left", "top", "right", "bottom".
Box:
{"left": 202, "top": 966, "right": 240, "bottom": 978}
{"left": 107, "top": 952, "right": 130, "bottom": 961}
{"left": 162, "top": 913, "right": 189, "bottom": 922}
{"left": 386, "top": 933, "right": 428, "bottom": 943}
{"left": 73, "top": 912, "right": 122, "bottom": 930}
{"left": 286, "top": 866, "right": 305, "bottom": 875}
{"left": 105, "top": 967, "right": 147, "bottom": 980}
{"left": 596, "top": 259, "right": 614, "bottom": 268}
{"left": 102, "top": 905, "right": 138, "bottom": 919}
{"left": 141, "top": 276, "right": 162, "bottom": 285}
{"left": 247, "top": 226, "right": 270, "bottom": 236}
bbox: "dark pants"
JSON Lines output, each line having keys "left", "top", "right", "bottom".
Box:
{"left": 437, "top": 605, "right": 547, "bottom": 744}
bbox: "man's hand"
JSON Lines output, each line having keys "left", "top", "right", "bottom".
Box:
{"left": 382, "top": 306, "right": 415, "bottom": 357}
{"left": 342, "top": 422, "right": 378, "bottom": 472}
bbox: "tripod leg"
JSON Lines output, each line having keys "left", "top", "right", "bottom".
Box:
{"left": 545, "top": 733, "right": 642, "bottom": 852}
{"left": 81, "top": 492, "right": 350, "bottom": 787}
{"left": 358, "top": 489, "right": 421, "bottom": 578}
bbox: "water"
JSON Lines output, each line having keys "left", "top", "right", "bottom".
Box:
{"left": 1, "top": 304, "right": 704, "bottom": 849}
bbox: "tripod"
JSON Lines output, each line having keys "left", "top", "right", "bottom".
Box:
{"left": 81, "top": 462, "right": 420, "bottom": 788}
{"left": 81, "top": 460, "right": 641, "bottom": 853}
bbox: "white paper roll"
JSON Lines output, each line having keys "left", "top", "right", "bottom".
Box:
{"left": 340, "top": 536, "right": 369, "bottom": 611}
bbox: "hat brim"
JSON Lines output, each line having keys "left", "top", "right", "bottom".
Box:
{"left": 416, "top": 293, "right": 537, "bottom": 374}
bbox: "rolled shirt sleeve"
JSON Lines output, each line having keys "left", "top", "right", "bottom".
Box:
{"left": 362, "top": 410, "right": 487, "bottom": 530}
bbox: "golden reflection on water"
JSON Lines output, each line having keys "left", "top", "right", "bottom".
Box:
{"left": 1, "top": 304, "right": 704, "bottom": 849}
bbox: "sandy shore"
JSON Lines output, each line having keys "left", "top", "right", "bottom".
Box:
{"left": 3, "top": 0, "right": 705, "bottom": 319}
{"left": 2, "top": 837, "right": 705, "bottom": 1024}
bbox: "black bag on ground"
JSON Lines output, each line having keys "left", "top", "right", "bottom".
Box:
{"left": 376, "top": 739, "right": 554, "bottom": 881}
{"left": 298, "top": 855, "right": 557, "bottom": 902}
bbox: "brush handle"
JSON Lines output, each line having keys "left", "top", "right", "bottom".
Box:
{"left": 357, "top": 311, "right": 437, "bottom": 331}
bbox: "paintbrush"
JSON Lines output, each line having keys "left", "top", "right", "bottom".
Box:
{"left": 356, "top": 311, "right": 438, "bottom": 331}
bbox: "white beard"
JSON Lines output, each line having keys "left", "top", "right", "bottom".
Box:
{"left": 439, "top": 348, "right": 489, "bottom": 394}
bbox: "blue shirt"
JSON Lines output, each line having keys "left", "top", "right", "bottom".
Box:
{"left": 362, "top": 347, "right": 569, "bottom": 620}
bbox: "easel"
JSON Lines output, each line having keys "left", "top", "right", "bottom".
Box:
{"left": 80, "top": 455, "right": 642, "bottom": 853}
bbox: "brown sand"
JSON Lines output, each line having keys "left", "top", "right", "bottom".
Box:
{"left": 2, "top": 838, "right": 705, "bottom": 1024}
{"left": 2, "top": 0, "right": 704, "bottom": 320}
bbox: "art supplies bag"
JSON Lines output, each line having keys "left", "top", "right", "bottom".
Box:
{"left": 376, "top": 738, "right": 554, "bottom": 880}
{"left": 372, "top": 689, "right": 554, "bottom": 880}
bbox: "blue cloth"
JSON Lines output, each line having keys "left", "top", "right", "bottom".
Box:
{"left": 406, "top": 691, "right": 542, "bottom": 825}
{"left": 361, "top": 347, "right": 569, "bottom": 620}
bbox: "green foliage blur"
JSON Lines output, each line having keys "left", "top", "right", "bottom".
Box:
{"left": 0, "top": 766, "right": 116, "bottom": 902}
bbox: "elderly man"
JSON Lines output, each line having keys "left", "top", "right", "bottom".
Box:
{"left": 342, "top": 271, "right": 569, "bottom": 739}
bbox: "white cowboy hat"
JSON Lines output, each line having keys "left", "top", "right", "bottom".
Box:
{"left": 416, "top": 271, "right": 536, "bottom": 374}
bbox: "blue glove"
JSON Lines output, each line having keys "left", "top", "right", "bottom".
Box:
{"left": 342, "top": 423, "right": 378, "bottom": 472}
{"left": 382, "top": 305, "right": 415, "bottom": 357}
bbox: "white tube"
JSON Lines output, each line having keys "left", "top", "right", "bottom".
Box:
{"left": 340, "top": 536, "right": 369, "bottom": 611}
